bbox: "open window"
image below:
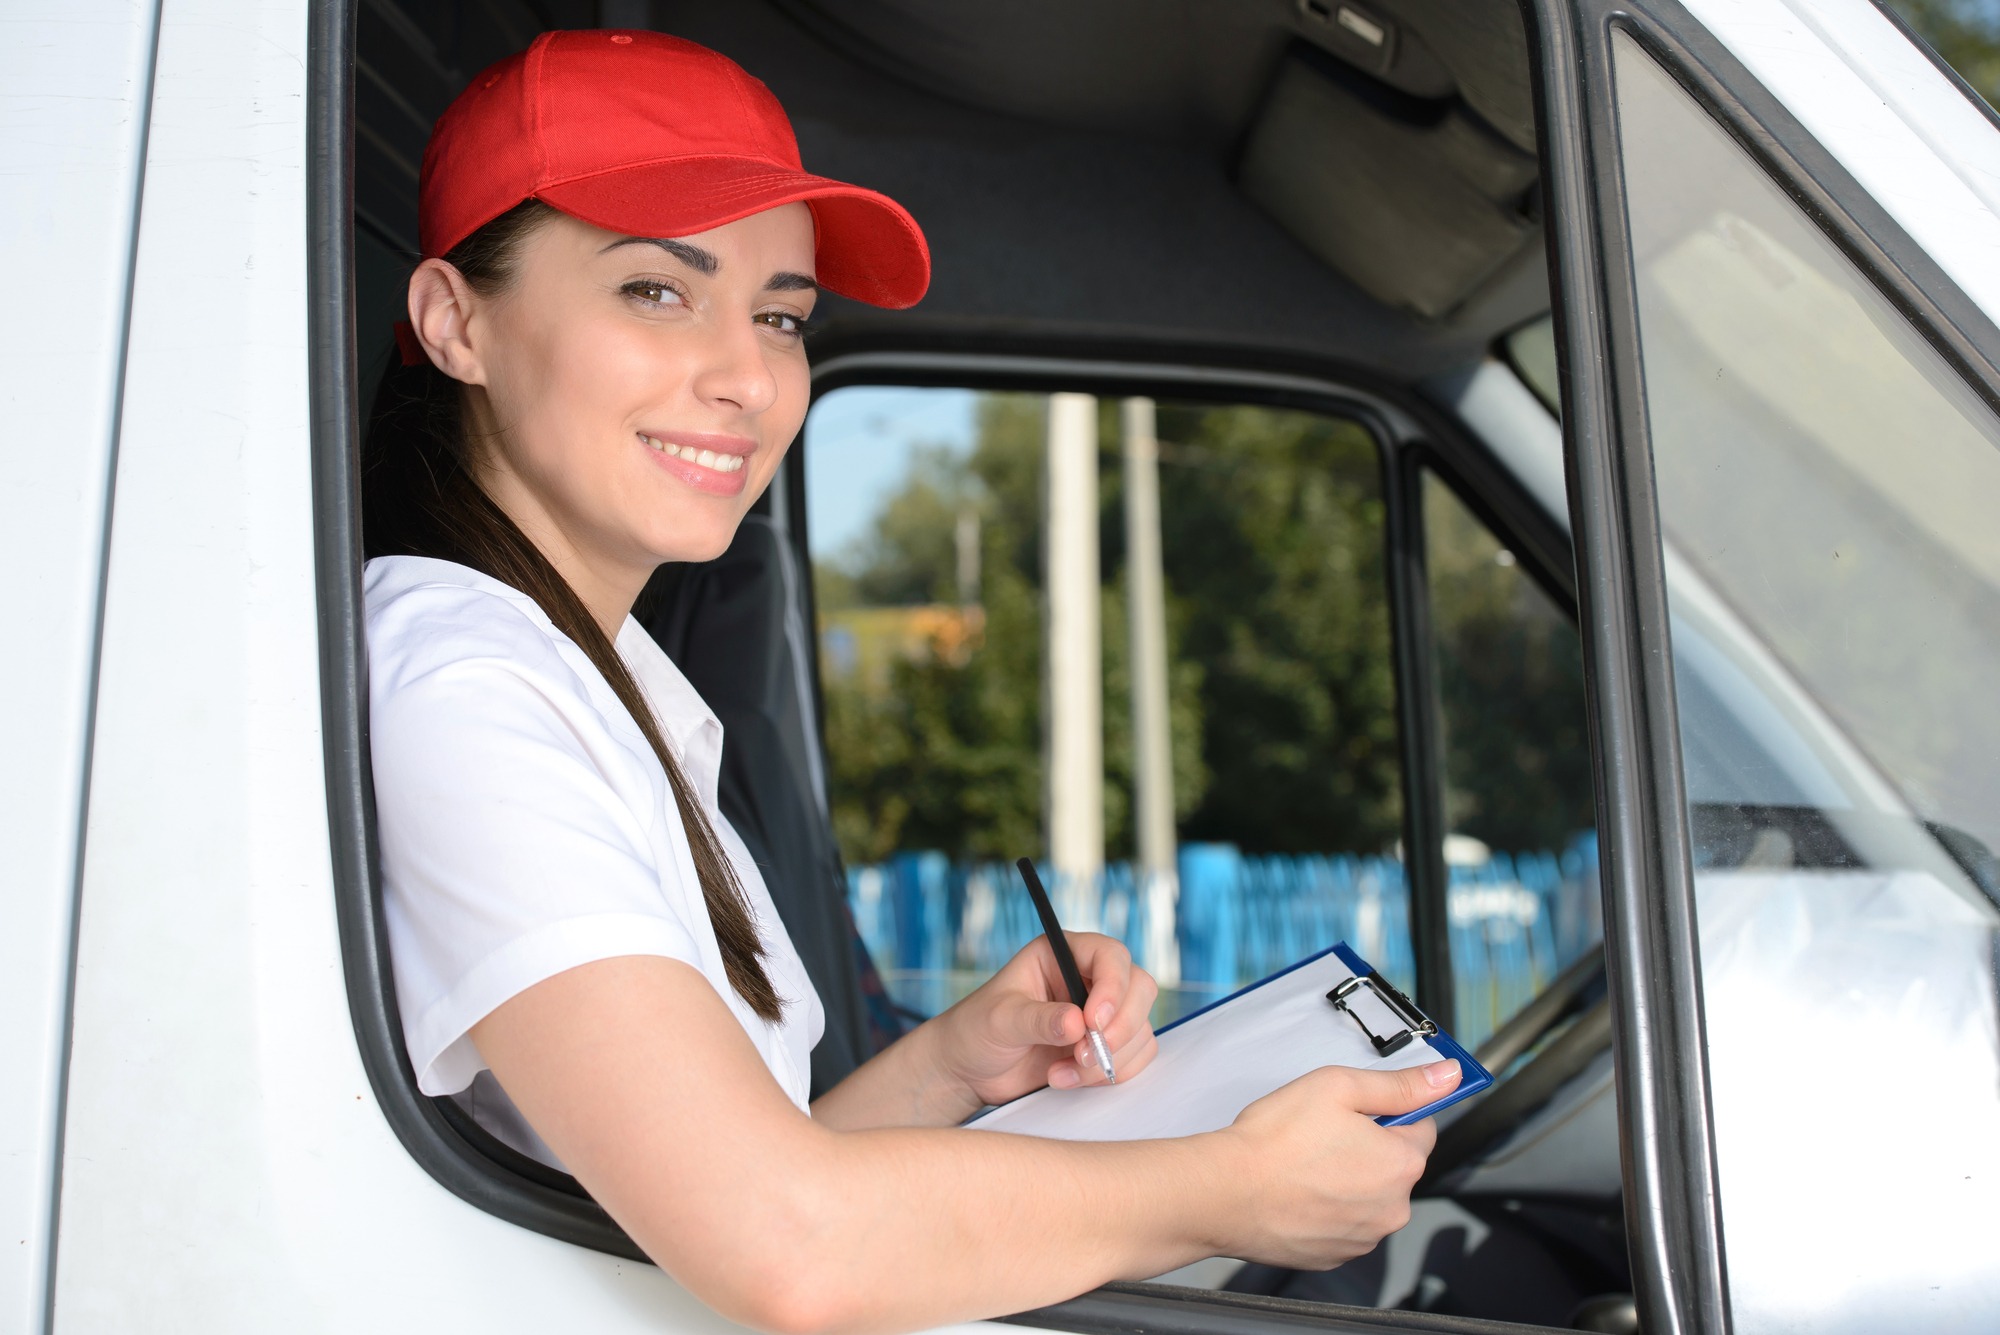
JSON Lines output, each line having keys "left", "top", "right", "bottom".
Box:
{"left": 305, "top": 0, "right": 1737, "bottom": 1330}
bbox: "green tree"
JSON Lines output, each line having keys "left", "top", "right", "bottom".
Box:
{"left": 1147, "top": 404, "right": 1402, "bottom": 855}
{"left": 822, "top": 555, "right": 1045, "bottom": 862}
{"left": 819, "top": 395, "right": 1048, "bottom": 863}
{"left": 819, "top": 394, "right": 1402, "bottom": 865}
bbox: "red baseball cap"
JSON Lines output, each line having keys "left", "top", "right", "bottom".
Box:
{"left": 417, "top": 29, "right": 929, "bottom": 309}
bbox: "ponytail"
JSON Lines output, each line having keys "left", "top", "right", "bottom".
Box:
{"left": 362, "top": 200, "right": 785, "bottom": 1023}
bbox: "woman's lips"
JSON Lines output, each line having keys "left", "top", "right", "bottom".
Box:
{"left": 639, "top": 432, "right": 752, "bottom": 496}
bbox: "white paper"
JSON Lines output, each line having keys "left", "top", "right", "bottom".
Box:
{"left": 968, "top": 950, "right": 1446, "bottom": 1142}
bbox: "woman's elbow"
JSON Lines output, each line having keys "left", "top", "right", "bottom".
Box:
{"left": 742, "top": 1281, "right": 863, "bottom": 1335}
{"left": 699, "top": 1255, "right": 867, "bottom": 1335}
{"left": 639, "top": 1192, "right": 870, "bottom": 1335}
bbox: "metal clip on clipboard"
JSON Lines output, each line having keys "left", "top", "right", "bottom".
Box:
{"left": 1326, "top": 970, "right": 1438, "bottom": 1057}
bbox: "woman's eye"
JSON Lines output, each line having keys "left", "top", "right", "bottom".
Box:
{"left": 755, "top": 310, "right": 809, "bottom": 337}
{"left": 621, "top": 279, "right": 686, "bottom": 308}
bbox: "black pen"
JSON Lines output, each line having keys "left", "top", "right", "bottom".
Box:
{"left": 1014, "top": 857, "right": 1117, "bottom": 1083}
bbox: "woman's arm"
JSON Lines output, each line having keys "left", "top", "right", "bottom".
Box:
{"left": 472, "top": 955, "right": 1456, "bottom": 1335}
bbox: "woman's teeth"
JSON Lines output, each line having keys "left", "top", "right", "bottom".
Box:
{"left": 641, "top": 435, "right": 746, "bottom": 474}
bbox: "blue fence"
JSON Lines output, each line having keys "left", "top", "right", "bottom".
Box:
{"left": 847, "top": 835, "right": 1600, "bottom": 1051}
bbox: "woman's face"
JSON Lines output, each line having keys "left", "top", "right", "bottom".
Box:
{"left": 438, "top": 204, "right": 817, "bottom": 587}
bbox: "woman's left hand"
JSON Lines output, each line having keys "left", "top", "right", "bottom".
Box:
{"left": 929, "top": 933, "right": 1161, "bottom": 1110}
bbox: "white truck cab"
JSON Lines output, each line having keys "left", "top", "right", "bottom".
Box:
{"left": 8, "top": 2, "right": 2000, "bottom": 1333}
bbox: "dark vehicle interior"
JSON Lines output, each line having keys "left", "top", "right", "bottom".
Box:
{"left": 350, "top": 1, "right": 1640, "bottom": 1331}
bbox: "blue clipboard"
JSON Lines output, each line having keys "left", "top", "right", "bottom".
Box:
{"left": 1153, "top": 941, "right": 1492, "bottom": 1127}
{"left": 970, "top": 940, "right": 1492, "bottom": 1140}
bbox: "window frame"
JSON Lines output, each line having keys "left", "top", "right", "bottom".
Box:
{"left": 307, "top": 34, "right": 1615, "bottom": 1286}
{"left": 315, "top": 0, "right": 1564, "bottom": 1264}
{"left": 1537, "top": 1, "right": 2000, "bottom": 1332}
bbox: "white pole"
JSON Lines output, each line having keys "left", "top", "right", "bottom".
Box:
{"left": 1045, "top": 393, "right": 1103, "bottom": 924}
{"left": 1122, "top": 398, "right": 1179, "bottom": 985}
{"left": 955, "top": 506, "right": 980, "bottom": 607}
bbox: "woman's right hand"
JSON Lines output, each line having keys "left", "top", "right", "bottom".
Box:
{"left": 1215, "top": 1059, "right": 1461, "bottom": 1270}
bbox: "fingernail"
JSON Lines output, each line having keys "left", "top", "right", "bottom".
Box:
{"left": 1095, "top": 1004, "right": 1114, "bottom": 1028}
{"left": 1080, "top": 1042, "right": 1099, "bottom": 1068}
{"left": 1425, "top": 1059, "right": 1461, "bottom": 1089}
{"left": 1051, "top": 1067, "right": 1081, "bottom": 1089}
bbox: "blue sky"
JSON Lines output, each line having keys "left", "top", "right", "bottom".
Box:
{"left": 802, "top": 385, "right": 980, "bottom": 561}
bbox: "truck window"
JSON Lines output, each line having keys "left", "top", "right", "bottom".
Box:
{"left": 327, "top": 0, "right": 1623, "bottom": 1317}
{"left": 802, "top": 385, "right": 1413, "bottom": 1020}
{"left": 1614, "top": 31, "right": 2000, "bottom": 1330}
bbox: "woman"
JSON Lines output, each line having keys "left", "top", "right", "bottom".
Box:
{"left": 364, "top": 29, "right": 1458, "bottom": 1335}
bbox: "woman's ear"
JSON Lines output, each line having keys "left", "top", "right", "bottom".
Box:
{"left": 407, "top": 258, "right": 487, "bottom": 385}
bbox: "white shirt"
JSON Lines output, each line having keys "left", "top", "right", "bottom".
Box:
{"left": 365, "top": 555, "right": 825, "bottom": 1161}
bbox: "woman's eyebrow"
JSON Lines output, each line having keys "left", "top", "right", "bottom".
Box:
{"left": 597, "top": 241, "right": 814, "bottom": 295}
{"left": 600, "top": 236, "right": 718, "bottom": 275}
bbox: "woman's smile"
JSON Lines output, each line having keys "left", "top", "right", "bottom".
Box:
{"left": 640, "top": 429, "right": 754, "bottom": 494}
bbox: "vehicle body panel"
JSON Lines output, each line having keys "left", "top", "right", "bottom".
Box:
{"left": 0, "top": 3, "right": 163, "bottom": 1329}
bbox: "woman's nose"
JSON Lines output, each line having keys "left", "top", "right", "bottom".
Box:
{"left": 690, "top": 318, "right": 780, "bottom": 417}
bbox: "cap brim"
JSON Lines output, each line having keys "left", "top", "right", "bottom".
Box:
{"left": 537, "top": 157, "right": 930, "bottom": 309}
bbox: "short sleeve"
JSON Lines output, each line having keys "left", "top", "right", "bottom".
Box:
{"left": 368, "top": 578, "right": 706, "bottom": 1096}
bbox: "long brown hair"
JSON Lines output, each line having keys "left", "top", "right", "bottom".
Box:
{"left": 363, "top": 199, "right": 784, "bottom": 1023}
